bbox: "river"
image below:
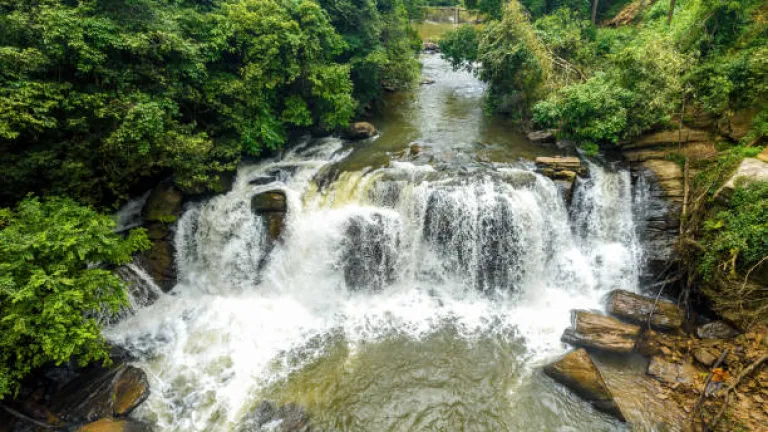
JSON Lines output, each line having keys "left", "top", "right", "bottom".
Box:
{"left": 107, "top": 55, "right": 654, "bottom": 431}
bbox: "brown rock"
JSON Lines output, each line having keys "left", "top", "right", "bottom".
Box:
{"left": 535, "top": 156, "right": 582, "bottom": 172}
{"left": 647, "top": 357, "right": 701, "bottom": 388}
{"left": 346, "top": 122, "right": 377, "bottom": 140}
{"left": 561, "top": 310, "right": 642, "bottom": 354}
{"left": 625, "top": 128, "right": 712, "bottom": 149}
{"left": 113, "top": 366, "right": 150, "bottom": 417}
{"left": 758, "top": 148, "right": 768, "bottom": 163}
{"left": 606, "top": 290, "right": 684, "bottom": 331}
{"left": 544, "top": 349, "right": 625, "bottom": 421}
{"left": 79, "top": 418, "right": 151, "bottom": 432}
{"left": 251, "top": 191, "right": 287, "bottom": 213}
{"left": 693, "top": 348, "right": 718, "bottom": 367}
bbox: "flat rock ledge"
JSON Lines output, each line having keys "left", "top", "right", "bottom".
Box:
{"left": 607, "top": 289, "right": 684, "bottom": 331}
{"left": 561, "top": 310, "right": 642, "bottom": 354}
{"left": 544, "top": 349, "right": 625, "bottom": 421}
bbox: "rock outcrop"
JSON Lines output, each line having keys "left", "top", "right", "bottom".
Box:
{"left": 606, "top": 289, "right": 684, "bottom": 331}
{"left": 535, "top": 156, "right": 586, "bottom": 205}
{"left": 141, "top": 182, "right": 183, "bottom": 291}
{"left": 346, "top": 122, "right": 377, "bottom": 140}
{"left": 79, "top": 418, "right": 152, "bottom": 432}
{"left": 714, "top": 157, "right": 768, "bottom": 203}
{"left": 561, "top": 310, "right": 642, "bottom": 353}
{"left": 543, "top": 349, "right": 625, "bottom": 421}
{"left": 251, "top": 190, "right": 288, "bottom": 244}
{"left": 646, "top": 356, "right": 702, "bottom": 389}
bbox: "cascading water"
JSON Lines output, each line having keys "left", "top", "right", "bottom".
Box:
{"left": 107, "top": 56, "right": 649, "bottom": 431}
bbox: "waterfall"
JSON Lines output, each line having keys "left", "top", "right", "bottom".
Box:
{"left": 106, "top": 141, "right": 645, "bottom": 431}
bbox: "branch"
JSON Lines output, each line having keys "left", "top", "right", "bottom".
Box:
{"left": 709, "top": 354, "right": 768, "bottom": 429}
{"left": 0, "top": 404, "right": 58, "bottom": 430}
{"left": 690, "top": 348, "right": 729, "bottom": 426}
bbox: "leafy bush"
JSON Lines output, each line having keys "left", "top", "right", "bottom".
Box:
{"left": 0, "top": 197, "right": 150, "bottom": 399}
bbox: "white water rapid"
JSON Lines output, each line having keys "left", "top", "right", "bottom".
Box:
{"left": 107, "top": 136, "right": 648, "bottom": 431}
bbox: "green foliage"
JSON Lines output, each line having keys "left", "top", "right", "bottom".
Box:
{"left": 439, "top": 25, "right": 479, "bottom": 70}
{"left": 0, "top": 196, "right": 150, "bottom": 400}
{"left": 0, "top": 0, "right": 419, "bottom": 206}
{"left": 465, "top": 0, "right": 505, "bottom": 20}
{"left": 700, "top": 181, "right": 768, "bottom": 279}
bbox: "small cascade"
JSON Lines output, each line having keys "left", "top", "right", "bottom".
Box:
{"left": 114, "top": 190, "right": 151, "bottom": 233}
{"left": 108, "top": 262, "right": 164, "bottom": 325}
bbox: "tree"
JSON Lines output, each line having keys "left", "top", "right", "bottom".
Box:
{"left": 591, "top": 0, "right": 599, "bottom": 24}
{"left": 667, "top": 0, "right": 676, "bottom": 24}
{"left": 0, "top": 197, "right": 150, "bottom": 400}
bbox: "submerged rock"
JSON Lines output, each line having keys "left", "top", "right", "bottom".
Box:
{"left": 238, "top": 401, "right": 311, "bottom": 432}
{"left": 51, "top": 365, "right": 150, "bottom": 424}
{"left": 79, "top": 418, "right": 152, "bottom": 432}
{"left": 346, "top": 122, "right": 377, "bottom": 140}
{"left": 543, "top": 349, "right": 625, "bottom": 421}
{"left": 606, "top": 290, "right": 684, "bottom": 331}
{"left": 696, "top": 321, "right": 739, "bottom": 339}
{"left": 561, "top": 310, "right": 641, "bottom": 354}
{"left": 420, "top": 77, "right": 435, "bottom": 85}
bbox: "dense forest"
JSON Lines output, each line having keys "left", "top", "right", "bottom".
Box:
{"left": 1, "top": 0, "right": 766, "bottom": 424}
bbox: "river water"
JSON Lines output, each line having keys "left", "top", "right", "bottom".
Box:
{"left": 107, "top": 55, "right": 652, "bottom": 431}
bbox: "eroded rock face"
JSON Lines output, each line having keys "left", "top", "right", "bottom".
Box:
{"left": 714, "top": 157, "right": 768, "bottom": 203}
{"left": 238, "top": 401, "right": 311, "bottom": 432}
{"left": 696, "top": 321, "right": 739, "bottom": 339}
{"left": 606, "top": 290, "right": 684, "bottom": 331}
{"left": 346, "top": 122, "right": 377, "bottom": 140}
{"left": 535, "top": 156, "right": 585, "bottom": 175}
{"left": 51, "top": 365, "right": 150, "bottom": 424}
{"left": 561, "top": 310, "right": 642, "bottom": 354}
{"left": 543, "top": 349, "right": 625, "bottom": 421}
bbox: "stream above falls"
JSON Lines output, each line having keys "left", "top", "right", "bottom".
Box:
{"left": 107, "top": 55, "right": 660, "bottom": 431}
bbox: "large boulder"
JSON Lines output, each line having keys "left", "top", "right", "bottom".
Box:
{"left": 543, "top": 349, "right": 625, "bottom": 421}
{"left": 51, "top": 365, "right": 150, "bottom": 424}
{"left": 561, "top": 310, "right": 642, "bottom": 354}
{"left": 606, "top": 290, "right": 684, "bottom": 331}
{"left": 696, "top": 321, "right": 739, "bottom": 339}
{"left": 346, "top": 122, "right": 377, "bottom": 140}
{"left": 714, "top": 157, "right": 768, "bottom": 203}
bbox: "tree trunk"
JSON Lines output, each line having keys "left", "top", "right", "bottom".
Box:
{"left": 667, "top": 0, "right": 677, "bottom": 24}
{"left": 592, "top": 0, "right": 600, "bottom": 25}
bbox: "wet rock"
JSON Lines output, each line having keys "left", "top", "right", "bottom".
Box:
{"left": 346, "top": 122, "right": 377, "bottom": 140}
{"left": 527, "top": 130, "right": 556, "bottom": 144}
{"left": 420, "top": 77, "right": 435, "bottom": 85}
{"left": 606, "top": 290, "right": 684, "bottom": 331}
{"left": 79, "top": 418, "right": 152, "bottom": 432}
{"left": 141, "top": 182, "right": 183, "bottom": 291}
{"left": 647, "top": 357, "right": 701, "bottom": 388}
{"left": 251, "top": 191, "right": 288, "bottom": 243}
{"left": 696, "top": 321, "right": 739, "bottom": 339}
{"left": 238, "top": 401, "right": 311, "bottom": 432}
{"left": 51, "top": 365, "right": 150, "bottom": 424}
{"left": 543, "top": 349, "right": 625, "bottom": 421}
{"left": 341, "top": 213, "right": 400, "bottom": 291}
{"left": 714, "top": 158, "right": 768, "bottom": 203}
{"left": 561, "top": 310, "right": 642, "bottom": 354}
